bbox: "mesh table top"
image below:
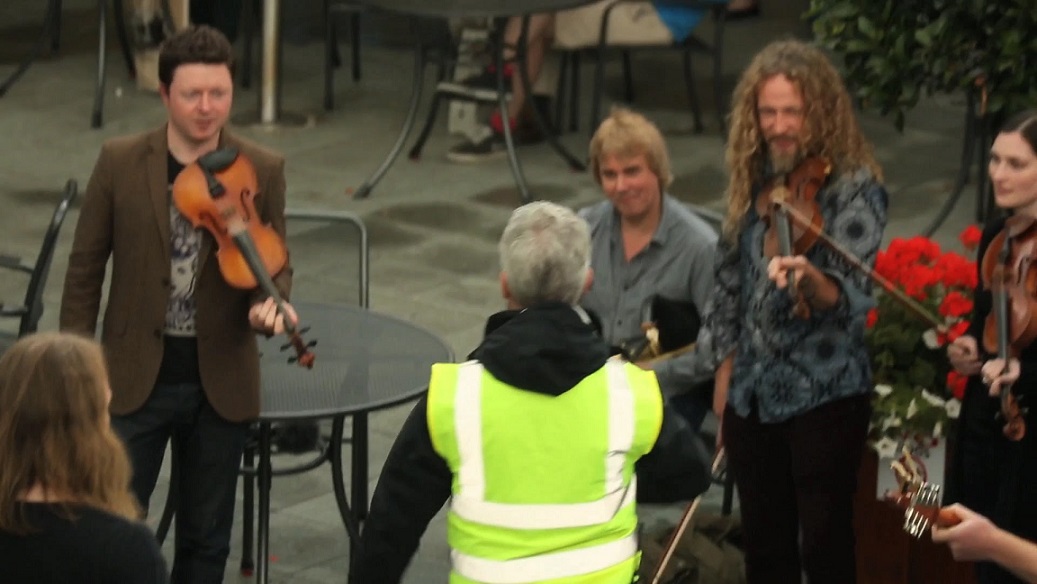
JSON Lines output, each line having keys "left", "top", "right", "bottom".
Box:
{"left": 258, "top": 302, "right": 453, "bottom": 420}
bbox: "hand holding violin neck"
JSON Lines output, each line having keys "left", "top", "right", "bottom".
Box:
{"left": 795, "top": 262, "right": 839, "bottom": 311}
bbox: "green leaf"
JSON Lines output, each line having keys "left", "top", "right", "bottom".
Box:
{"left": 858, "top": 16, "right": 879, "bottom": 40}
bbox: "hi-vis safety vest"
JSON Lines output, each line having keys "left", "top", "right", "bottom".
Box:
{"left": 427, "top": 358, "right": 664, "bottom": 584}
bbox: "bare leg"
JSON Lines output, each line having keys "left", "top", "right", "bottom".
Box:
{"left": 501, "top": 13, "right": 555, "bottom": 121}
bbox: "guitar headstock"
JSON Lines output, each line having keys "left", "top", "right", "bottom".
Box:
{"left": 883, "top": 446, "right": 961, "bottom": 537}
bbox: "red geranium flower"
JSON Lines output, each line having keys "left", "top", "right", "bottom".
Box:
{"left": 959, "top": 225, "right": 983, "bottom": 252}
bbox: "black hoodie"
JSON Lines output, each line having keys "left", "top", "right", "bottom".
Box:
{"left": 354, "top": 303, "right": 712, "bottom": 584}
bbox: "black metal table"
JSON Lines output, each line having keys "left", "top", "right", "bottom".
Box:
{"left": 352, "top": 0, "right": 597, "bottom": 202}
{"left": 244, "top": 301, "right": 453, "bottom": 583}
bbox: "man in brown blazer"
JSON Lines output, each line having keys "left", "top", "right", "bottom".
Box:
{"left": 60, "top": 26, "right": 294, "bottom": 584}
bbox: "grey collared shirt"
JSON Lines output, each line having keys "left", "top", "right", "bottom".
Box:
{"left": 578, "top": 195, "right": 718, "bottom": 397}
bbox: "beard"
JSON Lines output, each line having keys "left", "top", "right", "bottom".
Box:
{"left": 766, "top": 138, "right": 801, "bottom": 174}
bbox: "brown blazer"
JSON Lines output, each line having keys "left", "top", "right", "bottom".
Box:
{"left": 60, "top": 126, "right": 291, "bottom": 422}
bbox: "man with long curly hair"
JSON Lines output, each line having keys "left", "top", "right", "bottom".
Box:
{"left": 701, "top": 39, "right": 888, "bottom": 582}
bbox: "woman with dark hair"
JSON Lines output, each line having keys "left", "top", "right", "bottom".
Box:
{"left": 0, "top": 333, "right": 167, "bottom": 584}
{"left": 946, "top": 109, "right": 1037, "bottom": 584}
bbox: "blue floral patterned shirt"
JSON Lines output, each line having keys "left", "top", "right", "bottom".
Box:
{"left": 703, "top": 167, "right": 888, "bottom": 422}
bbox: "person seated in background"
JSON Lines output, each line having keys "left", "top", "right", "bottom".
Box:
{"left": 355, "top": 201, "right": 712, "bottom": 583}
{"left": 579, "top": 107, "right": 718, "bottom": 431}
{"left": 0, "top": 333, "right": 167, "bottom": 584}
{"left": 443, "top": 1, "right": 711, "bottom": 162}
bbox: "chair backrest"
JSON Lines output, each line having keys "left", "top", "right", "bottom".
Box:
{"left": 20, "top": 179, "right": 78, "bottom": 335}
{"left": 285, "top": 209, "right": 369, "bottom": 308}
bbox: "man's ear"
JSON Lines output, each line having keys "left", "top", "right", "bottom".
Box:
{"left": 582, "top": 267, "right": 594, "bottom": 295}
{"left": 500, "top": 272, "right": 511, "bottom": 303}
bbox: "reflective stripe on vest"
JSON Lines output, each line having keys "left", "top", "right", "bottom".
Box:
{"left": 451, "top": 532, "right": 639, "bottom": 584}
{"left": 452, "top": 360, "right": 637, "bottom": 529}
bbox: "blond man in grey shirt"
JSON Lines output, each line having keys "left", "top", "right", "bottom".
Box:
{"left": 579, "top": 107, "right": 717, "bottom": 430}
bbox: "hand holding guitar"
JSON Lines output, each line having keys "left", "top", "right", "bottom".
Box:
{"left": 932, "top": 504, "right": 1037, "bottom": 583}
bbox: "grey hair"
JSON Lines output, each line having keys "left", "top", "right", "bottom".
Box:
{"left": 499, "top": 202, "right": 591, "bottom": 307}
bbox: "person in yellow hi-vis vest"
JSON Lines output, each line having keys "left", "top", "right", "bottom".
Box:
{"left": 356, "top": 201, "right": 712, "bottom": 583}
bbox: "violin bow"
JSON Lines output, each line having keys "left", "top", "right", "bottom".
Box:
{"left": 775, "top": 200, "right": 946, "bottom": 333}
{"left": 649, "top": 449, "right": 726, "bottom": 583}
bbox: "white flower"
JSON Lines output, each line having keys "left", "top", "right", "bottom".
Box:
{"left": 945, "top": 398, "right": 961, "bottom": 419}
{"left": 922, "top": 328, "right": 941, "bottom": 349}
{"left": 874, "top": 436, "right": 899, "bottom": 459}
{"left": 932, "top": 421, "right": 943, "bottom": 438}
{"left": 921, "top": 389, "right": 946, "bottom": 408}
{"left": 874, "top": 384, "right": 894, "bottom": 397}
{"left": 906, "top": 399, "right": 918, "bottom": 420}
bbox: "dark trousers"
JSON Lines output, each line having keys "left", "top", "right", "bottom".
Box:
{"left": 112, "top": 382, "right": 250, "bottom": 584}
{"left": 669, "top": 382, "right": 711, "bottom": 432}
{"left": 723, "top": 393, "right": 871, "bottom": 584}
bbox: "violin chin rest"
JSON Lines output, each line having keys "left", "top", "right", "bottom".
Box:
{"left": 198, "top": 148, "right": 239, "bottom": 173}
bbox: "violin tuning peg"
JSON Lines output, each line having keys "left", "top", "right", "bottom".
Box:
{"left": 279, "top": 341, "right": 293, "bottom": 352}
{"left": 306, "top": 340, "right": 317, "bottom": 349}
{"left": 287, "top": 356, "right": 298, "bottom": 364}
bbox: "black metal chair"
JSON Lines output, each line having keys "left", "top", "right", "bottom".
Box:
{"left": 0, "top": 180, "right": 78, "bottom": 352}
{"left": 555, "top": 0, "right": 729, "bottom": 135}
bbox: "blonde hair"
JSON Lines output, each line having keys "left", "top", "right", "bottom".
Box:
{"left": 590, "top": 107, "right": 673, "bottom": 193}
{"left": 0, "top": 333, "right": 139, "bottom": 533}
{"left": 723, "top": 39, "right": 882, "bottom": 241}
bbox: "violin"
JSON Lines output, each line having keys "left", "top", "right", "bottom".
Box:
{"left": 757, "top": 157, "right": 947, "bottom": 332}
{"left": 172, "top": 148, "right": 316, "bottom": 369}
{"left": 980, "top": 214, "right": 1036, "bottom": 441}
{"left": 756, "top": 157, "right": 831, "bottom": 318}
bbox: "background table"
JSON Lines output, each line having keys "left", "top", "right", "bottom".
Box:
{"left": 246, "top": 301, "right": 453, "bottom": 583}
{"left": 352, "top": 0, "right": 597, "bottom": 201}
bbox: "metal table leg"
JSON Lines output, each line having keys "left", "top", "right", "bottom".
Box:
{"left": 492, "top": 17, "right": 531, "bottom": 204}
{"left": 331, "top": 416, "right": 363, "bottom": 580}
{"left": 256, "top": 422, "right": 273, "bottom": 584}
{"left": 513, "top": 16, "right": 586, "bottom": 173}
{"left": 240, "top": 442, "right": 257, "bottom": 575}
{"left": 350, "top": 412, "right": 369, "bottom": 519}
{"left": 353, "top": 31, "right": 426, "bottom": 199}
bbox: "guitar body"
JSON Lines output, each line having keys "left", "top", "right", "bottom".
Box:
{"left": 855, "top": 449, "right": 977, "bottom": 584}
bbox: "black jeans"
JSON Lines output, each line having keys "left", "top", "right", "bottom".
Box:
{"left": 112, "top": 382, "right": 250, "bottom": 584}
{"left": 723, "top": 392, "right": 871, "bottom": 584}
